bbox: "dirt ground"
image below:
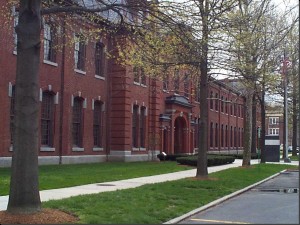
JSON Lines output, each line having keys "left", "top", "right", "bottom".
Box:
{"left": 0, "top": 208, "right": 79, "bottom": 224}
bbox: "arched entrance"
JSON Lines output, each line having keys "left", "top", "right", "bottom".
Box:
{"left": 174, "top": 117, "right": 186, "bottom": 153}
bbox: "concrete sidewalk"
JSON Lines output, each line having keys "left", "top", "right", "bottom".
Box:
{"left": 0, "top": 159, "right": 297, "bottom": 212}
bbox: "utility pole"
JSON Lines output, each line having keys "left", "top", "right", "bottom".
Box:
{"left": 283, "top": 50, "right": 290, "bottom": 163}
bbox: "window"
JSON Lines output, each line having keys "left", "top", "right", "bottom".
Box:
{"left": 221, "top": 96, "right": 224, "bottom": 112}
{"left": 41, "top": 92, "right": 54, "bottom": 146}
{"left": 210, "top": 122, "right": 214, "bottom": 147}
{"left": 133, "top": 66, "right": 139, "bottom": 83}
{"left": 221, "top": 124, "right": 224, "bottom": 147}
{"left": 13, "top": 7, "right": 19, "bottom": 53}
{"left": 238, "top": 128, "right": 241, "bottom": 147}
{"left": 194, "top": 118, "right": 200, "bottom": 148}
{"left": 269, "top": 117, "right": 279, "bottom": 125}
{"left": 163, "top": 73, "right": 169, "bottom": 91}
{"left": 184, "top": 73, "right": 189, "bottom": 98}
{"left": 210, "top": 92, "right": 214, "bottom": 109}
{"left": 72, "top": 97, "right": 83, "bottom": 147}
{"left": 234, "top": 127, "right": 237, "bottom": 147}
{"left": 132, "top": 105, "right": 139, "bottom": 148}
{"left": 140, "top": 107, "right": 146, "bottom": 148}
{"left": 43, "top": 23, "right": 56, "bottom": 62}
{"left": 133, "top": 67, "right": 146, "bottom": 86}
{"left": 269, "top": 128, "right": 279, "bottom": 135}
{"left": 234, "top": 104, "right": 237, "bottom": 116}
{"left": 140, "top": 68, "right": 146, "bottom": 86}
{"left": 174, "top": 69, "right": 179, "bottom": 94}
{"left": 225, "top": 125, "right": 228, "bottom": 147}
{"left": 241, "top": 106, "right": 244, "bottom": 118}
{"left": 230, "top": 126, "right": 233, "bottom": 147}
{"left": 215, "top": 123, "right": 218, "bottom": 147}
{"left": 241, "top": 128, "right": 244, "bottom": 145}
{"left": 74, "top": 34, "right": 86, "bottom": 71}
{"left": 93, "top": 101, "right": 103, "bottom": 147}
{"left": 215, "top": 93, "right": 219, "bottom": 111}
{"left": 95, "top": 42, "right": 105, "bottom": 77}
{"left": 10, "top": 85, "right": 16, "bottom": 145}
{"left": 225, "top": 98, "right": 228, "bottom": 114}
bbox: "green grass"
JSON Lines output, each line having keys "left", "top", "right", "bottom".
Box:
{"left": 0, "top": 161, "right": 192, "bottom": 196}
{"left": 290, "top": 155, "right": 299, "bottom": 161}
{"left": 44, "top": 164, "right": 298, "bottom": 224}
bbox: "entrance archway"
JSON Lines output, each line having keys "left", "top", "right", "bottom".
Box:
{"left": 174, "top": 117, "right": 187, "bottom": 153}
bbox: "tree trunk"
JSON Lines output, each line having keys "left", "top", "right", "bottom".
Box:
{"left": 260, "top": 88, "right": 266, "bottom": 163}
{"left": 196, "top": 62, "right": 208, "bottom": 177}
{"left": 196, "top": 0, "right": 208, "bottom": 178}
{"left": 242, "top": 92, "right": 253, "bottom": 166}
{"left": 251, "top": 94, "right": 257, "bottom": 154}
{"left": 292, "top": 87, "right": 298, "bottom": 156}
{"left": 7, "top": 0, "right": 42, "bottom": 214}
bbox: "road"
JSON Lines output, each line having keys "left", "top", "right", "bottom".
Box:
{"left": 178, "top": 170, "right": 299, "bottom": 224}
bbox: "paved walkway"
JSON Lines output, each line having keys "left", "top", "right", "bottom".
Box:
{"left": 0, "top": 159, "right": 298, "bottom": 213}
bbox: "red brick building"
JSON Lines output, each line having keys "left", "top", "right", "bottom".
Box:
{"left": 0, "top": 1, "right": 248, "bottom": 166}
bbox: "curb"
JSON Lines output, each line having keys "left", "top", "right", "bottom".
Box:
{"left": 163, "top": 169, "right": 287, "bottom": 224}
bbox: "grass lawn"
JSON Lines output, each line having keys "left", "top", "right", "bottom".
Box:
{"left": 290, "top": 155, "right": 299, "bottom": 161}
{"left": 44, "top": 163, "right": 298, "bottom": 224}
{"left": 0, "top": 161, "right": 193, "bottom": 196}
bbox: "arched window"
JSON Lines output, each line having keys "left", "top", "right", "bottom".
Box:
{"left": 215, "top": 123, "right": 218, "bottom": 147}
{"left": 234, "top": 127, "right": 237, "bottom": 147}
{"left": 132, "top": 105, "right": 139, "bottom": 148}
{"left": 225, "top": 125, "right": 228, "bottom": 147}
{"left": 41, "top": 91, "right": 54, "bottom": 146}
{"left": 72, "top": 97, "right": 83, "bottom": 147}
{"left": 93, "top": 101, "right": 103, "bottom": 147}
{"left": 230, "top": 126, "right": 233, "bottom": 147}
{"left": 221, "top": 124, "right": 224, "bottom": 147}
{"left": 210, "top": 122, "right": 214, "bottom": 147}
{"left": 140, "top": 107, "right": 146, "bottom": 148}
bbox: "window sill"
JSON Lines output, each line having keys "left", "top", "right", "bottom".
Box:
{"left": 163, "top": 89, "right": 169, "bottom": 93}
{"left": 140, "top": 147, "right": 146, "bottom": 151}
{"left": 95, "top": 75, "right": 105, "bottom": 80}
{"left": 43, "top": 60, "right": 58, "bottom": 67}
{"left": 40, "top": 147, "right": 55, "bottom": 152}
{"left": 9, "top": 145, "right": 13, "bottom": 152}
{"left": 132, "top": 147, "right": 139, "bottom": 151}
{"left": 141, "top": 84, "right": 147, "bottom": 88}
{"left": 133, "top": 81, "right": 140, "bottom": 86}
{"left": 74, "top": 69, "right": 86, "bottom": 75}
{"left": 93, "top": 147, "right": 104, "bottom": 151}
{"left": 13, "top": 51, "right": 17, "bottom": 55}
{"left": 72, "top": 147, "right": 84, "bottom": 152}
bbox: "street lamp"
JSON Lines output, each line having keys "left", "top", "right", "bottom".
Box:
{"left": 281, "top": 50, "right": 291, "bottom": 163}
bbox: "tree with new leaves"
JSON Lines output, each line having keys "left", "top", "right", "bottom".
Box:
{"left": 117, "top": 0, "right": 239, "bottom": 178}
{"left": 221, "top": 0, "right": 298, "bottom": 166}
{"left": 1, "top": 0, "right": 178, "bottom": 214}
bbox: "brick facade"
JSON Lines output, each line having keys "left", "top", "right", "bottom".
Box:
{"left": 0, "top": 1, "right": 251, "bottom": 166}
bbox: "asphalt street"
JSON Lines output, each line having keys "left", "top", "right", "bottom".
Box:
{"left": 178, "top": 170, "right": 299, "bottom": 224}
